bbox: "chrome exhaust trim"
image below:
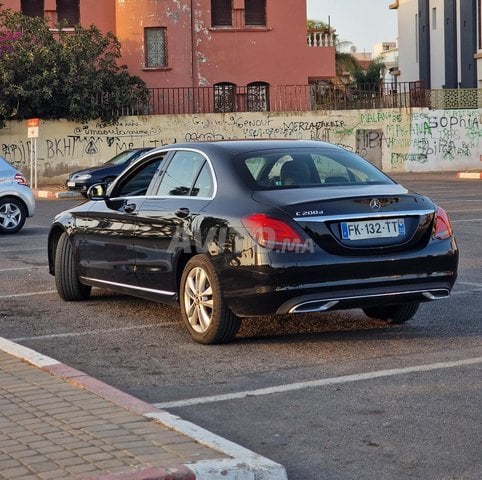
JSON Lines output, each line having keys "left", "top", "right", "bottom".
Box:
{"left": 287, "top": 288, "right": 451, "bottom": 314}
{"left": 422, "top": 290, "right": 450, "bottom": 301}
{"left": 289, "top": 300, "right": 339, "bottom": 314}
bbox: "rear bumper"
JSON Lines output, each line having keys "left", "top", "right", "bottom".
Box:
{"left": 275, "top": 283, "right": 452, "bottom": 315}
{"left": 220, "top": 239, "right": 458, "bottom": 317}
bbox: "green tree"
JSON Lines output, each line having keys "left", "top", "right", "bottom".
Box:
{"left": 306, "top": 19, "right": 330, "bottom": 31}
{"left": 0, "top": 7, "right": 149, "bottom": 128}
{"left": 352, "top": 58, "right": 385, "bottom": 90}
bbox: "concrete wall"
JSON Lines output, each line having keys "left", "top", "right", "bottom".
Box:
{"left": 1, "top": 108, "right": 481, "bottom": 185}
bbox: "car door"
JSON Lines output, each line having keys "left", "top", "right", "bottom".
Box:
{"left": 134, "top": 149, "right": 215, "bottom": 297}
{"left": 76, "top": 155, "right": 165, "bottom": 287}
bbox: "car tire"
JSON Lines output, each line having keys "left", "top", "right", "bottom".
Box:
{"left": 362, "top": 302, "right": 420, "bottom": 324}
{"left": 180, "top": 255, "right": 241, "bottom": 344}
{"left": 0, "top": 197, "right": 27, "bottom": 234}
{"left": 55, "top": 232, "right": 92, "bottom": 301}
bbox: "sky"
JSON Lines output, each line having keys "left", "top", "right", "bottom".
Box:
{"left": 306, "top": 0, "right": 398, "bottom": 53}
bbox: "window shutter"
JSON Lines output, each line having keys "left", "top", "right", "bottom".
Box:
{"left": 57, "top": 0, "right": 80, "bottom": 27}
{"left": 245, "top": 0, "right": 266, "bottom": 26}
{"left": 211, "top": 0, "right": 232, "bottom": 26}
{"left": 21, "top": 0, "right": 44, "bottom": 18}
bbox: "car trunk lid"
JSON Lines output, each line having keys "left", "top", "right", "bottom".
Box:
{"left": 252, "top": 185, "right": 436, "bottom": 254}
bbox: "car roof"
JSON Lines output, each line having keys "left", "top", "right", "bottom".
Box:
{"left": 156, "top": 139, "right": 343, "bottom": 157}
{"left": 0, "top": 156, "right": 18, "bottom": 173}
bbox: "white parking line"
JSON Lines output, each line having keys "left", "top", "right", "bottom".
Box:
{"left": 153, "top": 357, "right": 482, "bottom": 409}
{"left": 440, "top": 200, "right": 482, "bottom": 203}
{"left": 452, "top": 290, "right": 482, "bottom": 295}
{"left": 10, "top": 322, "right": 179, "bottom": 342}
{"left": 448, "top": 209, "right": 482, "bottom": 213}
{"left": 0, "top": 290, "right": 55, "bottom": 299}
{"left": 0, "top": 247, "right": 45, "bottom": 253}
{"left": 0, "top": 266, "right": 46, "bottom": 273}
{"left": 452, "top": 218, "right": 482, "bottom": 223}
{"left": 458, "top": 281, "right": 482, "bottom": 287}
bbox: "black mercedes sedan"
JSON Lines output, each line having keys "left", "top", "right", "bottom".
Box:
{"left": 48, "top": 140, "right": 458, "bottom": 344}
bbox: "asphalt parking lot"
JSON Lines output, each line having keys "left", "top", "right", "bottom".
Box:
{"left": 1, "top": 172, "right": 481, "bottom": 479}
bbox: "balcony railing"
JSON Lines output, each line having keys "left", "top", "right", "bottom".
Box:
{"left": 307, "top": 30, "right": 335, "bottom": 47}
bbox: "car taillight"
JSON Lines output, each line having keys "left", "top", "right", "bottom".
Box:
{"left": 241, "top": 213, "right": 305, "bottom": 250}
{"left": 14, "top": 173, "right": 28, "bottom": 186}
{"left": 433, "top": 206, "right": 453, "bottom": 240}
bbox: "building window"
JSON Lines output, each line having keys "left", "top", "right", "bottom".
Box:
{"left": 21, "top": 0, "right": 44, "bottom": 18}
{"left": 145, "top": 27, "right": 167, "bottom": 68}
{"left": 211, "top": 0, "right": 232, "bottom": 27}
{"left": 214, "top": 83, "right": 236, "bottom": 112}
{"left": 247, "top": 82, "right": 269, "bottom": 111}
{"left": 57, "top": 0, "right": 80, "bottom": 27}
{"left": 245, "top": 0, "right": 266, "bottom": 26}
{"left": 431, "top": 7, "right": 437, "bottom": 29}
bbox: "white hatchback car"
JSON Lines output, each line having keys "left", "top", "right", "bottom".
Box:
{"left": 0, "top": 156, "right": 36, "bottom": 234}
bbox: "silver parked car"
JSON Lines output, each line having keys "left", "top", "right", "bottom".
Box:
{"left": 0, "top": 156, "right": 35, "bottom": 234}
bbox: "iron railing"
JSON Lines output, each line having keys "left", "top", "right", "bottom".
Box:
{"left": 146, "top": 84, "right": 315, "bottom": 115}
{"left": 310, "top": 81, "right": 426, "bottom": 110}
{"left": 108, "top": 82, "right": 482, "bottom": 116}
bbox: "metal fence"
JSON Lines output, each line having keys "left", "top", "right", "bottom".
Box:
{"left": 146, "top": 84, "right": 315, "bottom": 115}
{"left": 310, "top": 81, "right": 426, "bottom": 111}
{"left": 115, "top": 82, "right": 482, "bottom": 116}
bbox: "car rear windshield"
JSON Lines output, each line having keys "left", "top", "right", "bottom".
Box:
{"left": 239, "top": 147, "right": 394, "bottom": 190}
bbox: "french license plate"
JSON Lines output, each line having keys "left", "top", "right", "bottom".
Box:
{"left": 67, "top": 181, "right": 76, "bottom": 187}
{"left": 341, "top": 219, "right": 405, "bottom": 240}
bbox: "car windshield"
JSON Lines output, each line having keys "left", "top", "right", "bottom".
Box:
{"left": 239, "top": 147, "right": 394, "bottom": 190}
{"left": 105, "top": 150, "right": 138, "bottom": 166}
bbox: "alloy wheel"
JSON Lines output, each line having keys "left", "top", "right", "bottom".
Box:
{"left": 0, "top": 202, "right": 22, "bottom": 230}
{"left": 183, "top": 266, "right": 214, "bottom": 333}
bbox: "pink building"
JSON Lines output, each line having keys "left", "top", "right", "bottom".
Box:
{"left": 3, "top": 1, "right": 336, "bottom": 111}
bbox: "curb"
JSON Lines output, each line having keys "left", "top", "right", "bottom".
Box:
{"left": 0, "top": 337, "right": 288, "bottom": 480}
{"left": 33, "top": 189, "right": 83, "bottom": 199}
{"left": 457, "top": 172, "right": 482, "bottom": 179}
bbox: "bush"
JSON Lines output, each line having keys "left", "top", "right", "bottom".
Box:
{"left": 0, "top": 8, "right": 149, "bottom": 128}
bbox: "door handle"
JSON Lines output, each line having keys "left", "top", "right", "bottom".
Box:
{"left": 175, "top": 207, "right": 190, "bottom": 218}
{"left": 123, "top": 202, "right": 137, "bottom": 214}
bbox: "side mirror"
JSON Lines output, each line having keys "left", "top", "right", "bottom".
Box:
{"left": 87, "top": 183, "right": 107, "bottom": 201}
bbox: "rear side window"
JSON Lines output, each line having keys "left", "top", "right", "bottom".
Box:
{"left": 192, "top": 164, "right": 214, "bottom": 197}
{"left": 157, "top": 151, "right": 212, "bottom": 197}
{"left": 240, "top": 148, "right": 393, "bottom": 189}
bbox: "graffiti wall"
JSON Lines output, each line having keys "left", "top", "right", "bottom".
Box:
{"left": 1, "top": 108, "right": 481, "bottom": 185}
